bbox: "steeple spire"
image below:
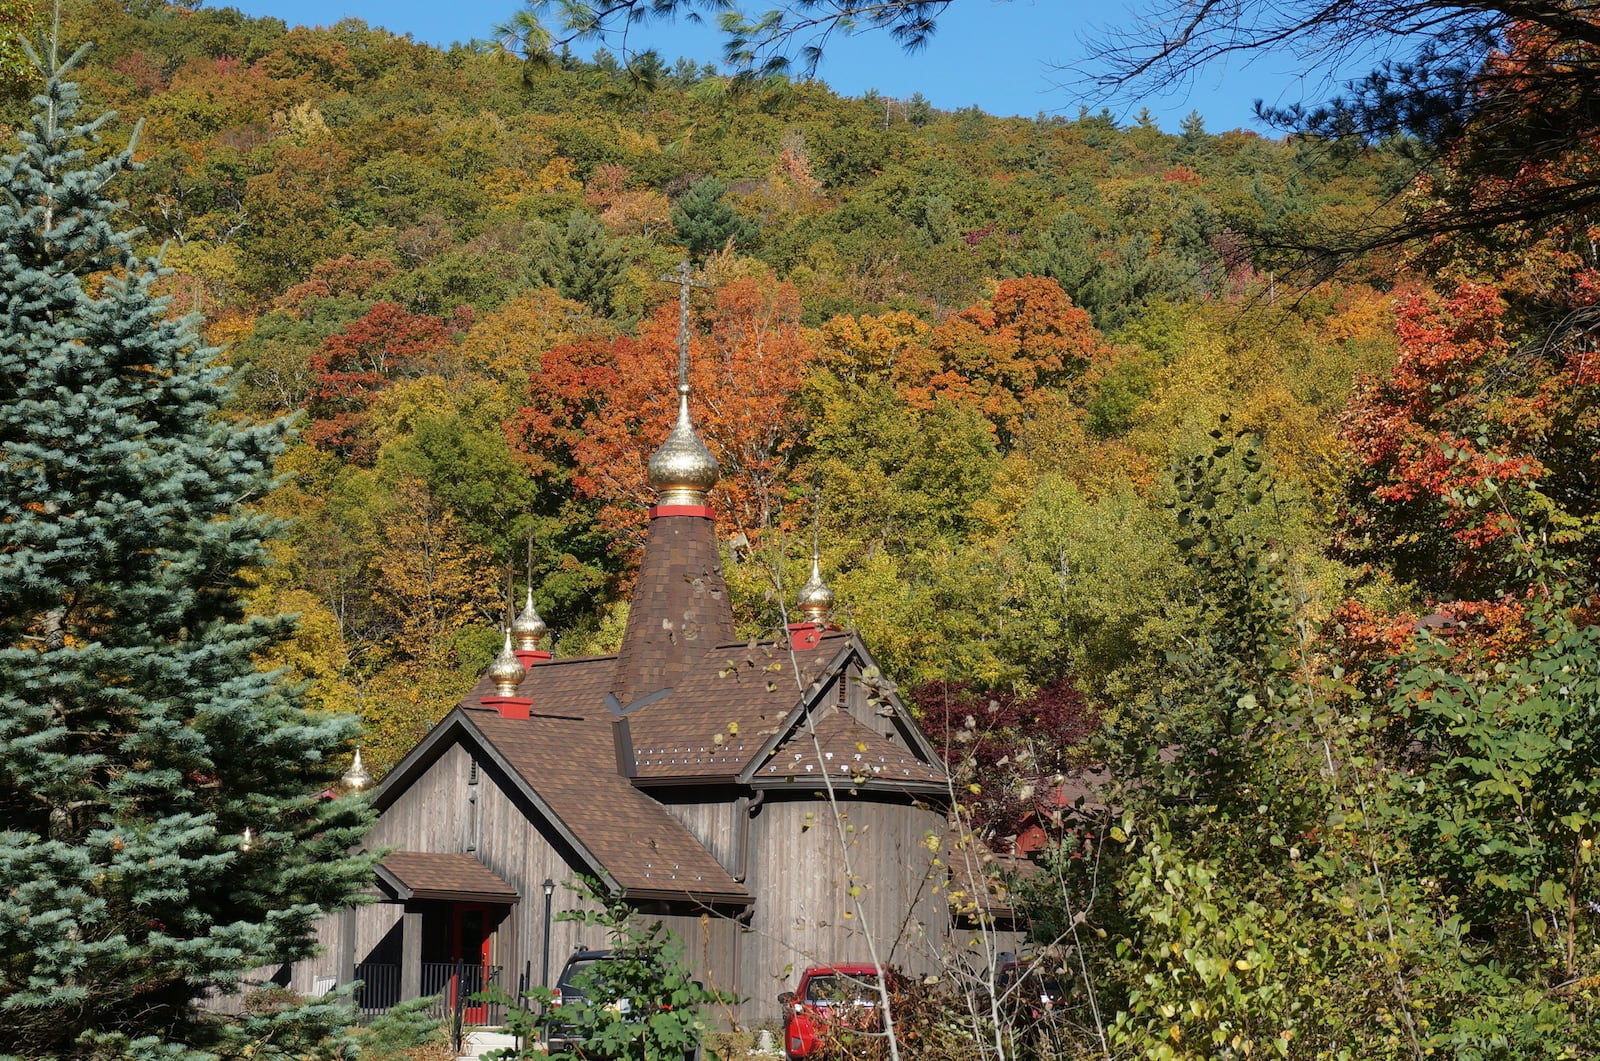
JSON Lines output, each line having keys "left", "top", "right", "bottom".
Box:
{"left": 795, "top": 551, "right": 835, "bottom": 624}
{"left": 513, "top": 544, "right": 550, "bottom": 656}
{"left": 609, "top": 262, "right": 734, "bottom": 706}
{"left": 789, "top": 498, "right": 835, "bottom": 650}
{"left": 646, "top": 262, "right": 718, "bottom": 509}
{"left": 487, "top": 628, "right": 526, "bottom": 695}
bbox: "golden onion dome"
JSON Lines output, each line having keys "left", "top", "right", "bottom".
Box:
{"left": 511, "top": 586, "right": 548, "bottom": 651}
{"left": 341, "top": 747, "right": 372, "bottom": 791}
{"left": 647, "top": 384, "right": 719, "bottom": 506}
{"left": 487, "top": 629, "right": 526, "bottom": 696}
{"left": 795, "top": 555, "right": 835, "bottom": 623}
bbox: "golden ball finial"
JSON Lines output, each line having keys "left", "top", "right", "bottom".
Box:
{"left": 796, "top": 554, "right": 835, "bottom": 623}
{"left": 511, "top": 586, "right": 548, "bottom": 651}
{"left": 647, "top": 384, "right": 719, "bottom": 506}
{"left": 487, "top": 629, "right": 526, "bottom": 696}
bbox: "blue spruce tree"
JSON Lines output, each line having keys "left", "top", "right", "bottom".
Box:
{"left": 0, "top": 42, "right": 374, "bottom": 1060}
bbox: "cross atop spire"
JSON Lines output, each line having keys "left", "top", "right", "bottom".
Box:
{"left": 647, "top": 261, "right": 718, "bottom": 508}
{"left": 659, "top": 259, "right": 707, "bottom": 392}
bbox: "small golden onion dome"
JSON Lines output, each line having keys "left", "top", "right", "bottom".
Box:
{"left": 487, "top": 630, "right": 526, "bottom": 695}
{"left": 511, "top": 586, "right": 548, "bottom": 651}
{"left": 796, "top": 555, "right": 835, "bottom": 623}
{"left": 647, "top": 384, "right": 719, "bottom": 506}
{"left": 342, "top": 747, "right": 372, "bottom": 791}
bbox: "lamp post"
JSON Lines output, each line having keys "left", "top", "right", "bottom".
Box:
{"left": 541, "top": 878, "right": 556, "bottom": 989}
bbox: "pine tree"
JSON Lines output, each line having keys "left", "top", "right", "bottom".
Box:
{"left": 526, "top": 209, "right": 627, "bottom": 317}
{"left": 671, "top": 176, "right": 757, "bottom": 260}
{"left": 0, "top": 43, "right": 373, "bottom": 1059}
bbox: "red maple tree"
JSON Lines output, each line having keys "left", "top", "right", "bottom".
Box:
{"left": 305, "top": 302, "right": 455, "bottom": 463}
{"left": 912, "top": 676, "right": 1098, "bottom": 849}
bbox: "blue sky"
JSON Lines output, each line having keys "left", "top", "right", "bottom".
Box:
{"left": 220, "top": 0, "right": 1321, "bottom": 133}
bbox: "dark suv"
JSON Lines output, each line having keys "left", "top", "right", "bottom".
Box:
{"left": 546, "top": 949, "right": 620, "bottom": 1054}
{"left": 545, "top": 948, "right": 702, "bottom": 1061}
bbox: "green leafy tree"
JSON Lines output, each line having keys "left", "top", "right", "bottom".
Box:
{"left": 484, "top": 880, "right": 726, "bottom": 1061}
{"left": 0, "top": 46, "right": 373, "bottom": 1058}
{"left": 672, "top": 175, "right": 757, "bottom": 259}
{"left": 1388, "top": 584, "right": 1600, "bottom": 989}
{"left": 0, "top": 0, "right": 39, "bottom": 97}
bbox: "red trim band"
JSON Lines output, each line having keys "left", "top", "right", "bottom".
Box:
{"left": 649, "top": 504, "right": 716, "bottom": 519}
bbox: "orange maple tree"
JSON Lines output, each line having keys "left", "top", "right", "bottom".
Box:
{"left": 897, "top": 276, "right": 1114, "bottom": 442}
{"left": 1336, "top": 281, "right": 1592, "bottom": 598}
{"left": 511, "top": 276, "right": 817, "bottom": 546}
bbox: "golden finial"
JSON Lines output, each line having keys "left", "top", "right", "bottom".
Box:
{"left": 512, "top": 584, "right": 548, "bottom": 651}
{"left": 648, "top": 383, "right": 719, "bottom": 504}
{"left": 342, "top": 748, "right": 372, "bottom": 790}
{"left": 795, "top": 552, "right": 834, "bottom": 623}
{"left": 487, "top": 629, "right": 526, "bottom": 695}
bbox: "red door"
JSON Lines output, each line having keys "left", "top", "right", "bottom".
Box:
{"left": 451, "top": 903, "right": 492, "bottom": 1024}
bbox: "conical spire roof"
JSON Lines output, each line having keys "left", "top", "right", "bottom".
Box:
{"left": 609, "top": 264, "right": 734, "bottom": 706}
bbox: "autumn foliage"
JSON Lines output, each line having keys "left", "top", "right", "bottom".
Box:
{"left": 306, "top": 302, "right": 455, "bottom": 462}
{"left": 511, "top": 276, "right": 816, "bottom": 543}
{"left": 899, "top": 276, "right": 1113, "bottom": 441}
{"left": 1338, "top": 280, "right": 1600, "bottom": 604}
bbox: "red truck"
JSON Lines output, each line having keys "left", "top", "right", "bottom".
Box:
{"left": 777, "top": 964, "right": 894, "bottom": 1061}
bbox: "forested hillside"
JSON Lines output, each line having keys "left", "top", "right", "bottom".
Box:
{"left": 15, "top": 1, "right": 1600, "bottom": 1052}
{"left": 6, "top": 0, "right": 1403, "bottom": 769}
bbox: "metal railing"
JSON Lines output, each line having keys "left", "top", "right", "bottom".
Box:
{"left": 351, "top": 960, "right": 503, "bottom": 1029}
{"left": 423, "top": 960, "right": 504, "bottom": 1027}
{"left": 353, "top": 962, "right": 400, "bottom": 1022}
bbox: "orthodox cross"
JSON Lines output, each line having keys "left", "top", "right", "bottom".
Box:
{"left": 659, "top": 259, "right": 707, "bottom": 389}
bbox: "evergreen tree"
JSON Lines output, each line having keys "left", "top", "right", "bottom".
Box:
{"left": 0, "top": 44, "right": 373, "bottom": 1059}
{"left": 526, "top": 209, "right": 627, "bottom": 317}
{"left": 671, "top": 176, "right": 757, "bottom": 260}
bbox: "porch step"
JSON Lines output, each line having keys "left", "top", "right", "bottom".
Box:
{"left": 457, "top": 1028, "right": 522, "bottom": 1060}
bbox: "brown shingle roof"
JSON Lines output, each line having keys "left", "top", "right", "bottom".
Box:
{"left": 433, "top": 626, "right": 941, "bottom": 902}
{"left": 377, "top": 852, "right": 519, "bottom": 903}
{"left": 625, "top": 633, "right": 848, "bottom": 781}
{"left": 457, "top": 671, "right": 750, "bottom": 903}
{"left": 752, "top": 706, "right": 947, "bottom": 787}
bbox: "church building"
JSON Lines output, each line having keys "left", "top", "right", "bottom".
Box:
{"left": 288, "top": 353, "right": 994, "bottom": 1028}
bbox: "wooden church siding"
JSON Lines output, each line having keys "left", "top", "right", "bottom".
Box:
{"left": 740, "top": 793, "right": 949, "bottom": 1022}
{"left": 354, "top": 901, "right": 403, "bottom": 960}
{"left": 652, "top": 909, "right": 744, "bottom": 1018}
{"left": 657, "top": 789, "right": 746, "bottom": 875}
{"left": 366, "top": 742, "right": 474, "bottom": 854}
{"left": 294, "top": 913, "right": 346, "bottom": 993}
